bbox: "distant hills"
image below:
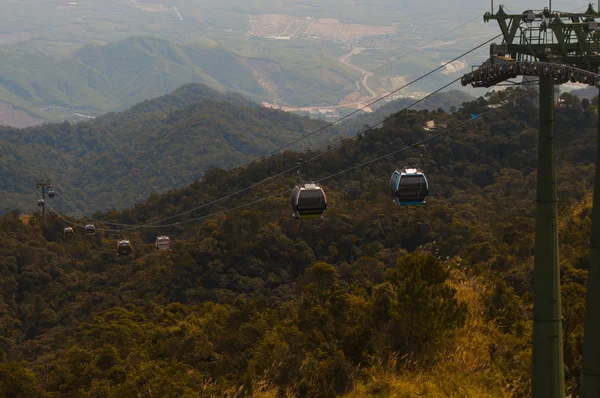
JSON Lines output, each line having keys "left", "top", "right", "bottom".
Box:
{"left": 1, "top": 87, "right": 578, "bottom": 398}
{"left": 374, "top": 90, "right": 475, "bottom": 114}
{"left": 0, "top": 36, "right": 360, "bottom": 126}
{"left": 0, "top": 82, "right": 490, "bottom": 213}
{"left": 569, "top": 85, "right": 597, "bottom": 100}
{"left": 0, "top": 37, "right": 264, "bottom": 124}
{"left": 338, "top": 90, "right": 475, "bottom": 133}
{"left": 0, "top": 34, "right": 480, "bottom": 129}
{"left": 0, "top": 83, "right": 348, "bottom": 212}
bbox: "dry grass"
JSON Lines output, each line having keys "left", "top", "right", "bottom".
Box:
{"left": 199, "top": 266, "right": 528, "bottom": 397}
{"left": 559, "top": 192, "right": 592, "bottom": 232}
{"left": 19, "top": 213, "right": 33, "bottom": 225}
{"left": 249, "top": 14, "right": 395, "bottom": 41}
{"left": 195, "top": 379, "right": 294, "bottom": 398}
{"left": 343, "top": 266, "right": 522, "bottom": 398}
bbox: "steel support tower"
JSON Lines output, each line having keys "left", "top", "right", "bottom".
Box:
{"left": 460, "top": 4, "right": 600, "bottom": 397}
{"left": 532, "top": 75, "right": 563, "bottom": 397}
{"left": 583, "top": 85, "right": 600, "bottom": 397}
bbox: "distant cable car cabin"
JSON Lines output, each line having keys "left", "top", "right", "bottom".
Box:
{"left": 117, "top": 240, "right": 133, "bottom": 256}
{"left": 48, "top": 189, "right": 56, "bottom": 199}
{"left": 37, "top": 199, "right": 45, "bottom": 207}
{"left": 155, "top": 236, "right": 172, "bottom": 252}
{"left": 84, "top": 224, "right": 96, "bottom": 236}
{"left": 63, "top": 227, "right": 75, "bottom": 239}
{"left": 389, "top": 168, "right": 429, "bottom": 206}
{"left": 291, "top": 183, "right": 327, "bottom": 219}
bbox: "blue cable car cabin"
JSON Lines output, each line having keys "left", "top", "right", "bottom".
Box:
{"left": 48, "top": 189, "right": 56, "bottom": 199}
{"left": 291, "top": 183, "right": 327, "bottom": 219}
{"left": 389, "top": 168, "right": 429, "bottom": 206}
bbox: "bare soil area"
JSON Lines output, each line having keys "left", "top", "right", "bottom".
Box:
{"left": 307, "top": 19, "right": 396, "bottom": 41}
{"left": 0, "top": 103, "right": 43, "bottom": 128}
{"left": 249, "top": 14, "right": 396, "bottom": 41}
{"left": 128, "top": 0, "right": 169, "bottom": 12}
{"left": 249, "top": 14, "right": 293, "bottom": 35}
{"left": 0, "top": 32, "right": 31, "bottom": 45}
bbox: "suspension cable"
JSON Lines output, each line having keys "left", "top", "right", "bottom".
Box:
{"left": 120, "top": 77, "right": 463, "bottom": 230}
{"left": 50, "top": 34, "right": 505, "bottom": 230}
{"left": 117, "top": 88, "right": 538, "bottom": 229}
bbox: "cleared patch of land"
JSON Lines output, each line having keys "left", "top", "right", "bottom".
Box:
{"left": 0, "top": 102, "right": 43, "bottom": 128}
{"left": 0, "top": 32, "right": 31, "bottom": 45}
{"left": 248, "top": 14, "right": 396, "bottom": 41}
{"left": 128, "top": 0, "right": 170, "bottom": 12}
{"left": 307, "top": 18, "right": 396, "bottom": 41}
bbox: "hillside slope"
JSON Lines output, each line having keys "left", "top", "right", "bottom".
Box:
{"left": 0, "top": 36, "right": 360, "bottom": 124}
{"left": 0, "top": 37, "right": 264, "bottom": 122}
{"left": 0, "top": 83, "right": 347, "bottom": 212}
{"left": 339, "top": 89, "right": 475, "bottom": 133}
{"left": 0, "top": 88, "right": 594, "bottom": 397}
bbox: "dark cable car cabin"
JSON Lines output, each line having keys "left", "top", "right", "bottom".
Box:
{"left": 48, "top": 189, "right": 56, "bottom": 199}
{"left": 291, "top": 183, "right": 327, "bottom": 219}
{"left": 84, "top": 224, "right": 96, "bottom": 236}
{"left": 389, "top": 168, "right": 429, "bottom": 206}
{"left": 37, "top": 199, "right": 45, "bottom": 207}
{"left": 63, "top": 227, "right": 75, "bottom": 239}
{"left": 155, "top": 236, "right": 172, "bottom": 252}
{"left": 117, "top": 240, "right": 133, "bottom": 256}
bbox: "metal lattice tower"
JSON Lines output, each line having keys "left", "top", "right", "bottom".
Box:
{"left": 460, "top": 4, "right": 600, "bottom": 397}
{"left": 486, "top": 4, "right": 600, "bottom": 63}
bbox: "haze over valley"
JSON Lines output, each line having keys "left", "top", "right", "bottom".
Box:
{"left": 0, "top": 0, "right": 506, "bottom": 126}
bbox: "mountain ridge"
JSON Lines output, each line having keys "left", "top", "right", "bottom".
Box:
{"left": 0, "top": 35, "right": 362, "bottom": 125}
{"left": 0, "top": 88, "right": 593, "bottom": 396}
{"left": 0, "top": 36, "right": 266, "bottom": 123}
{"left": 0, "top": 82, "right": 347, "bottom": 213}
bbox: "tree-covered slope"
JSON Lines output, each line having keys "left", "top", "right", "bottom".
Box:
{"left": 339, "top": 89, "right": 476, "bottom": 133}
{"left": 72, "top": 37, "right": 265, "bottom": 106}
{"left": 122, "top": 83, "right": 255, "bottom": 115}
{"left": 0, "top": 88, "right": 595, "bottom": 397}
{"left": 0, "top": 83, "right": 347, "bottom": 212}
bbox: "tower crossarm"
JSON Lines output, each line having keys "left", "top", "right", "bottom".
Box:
{"left": 483, "top": 4, "right": 600, "bottom": 71}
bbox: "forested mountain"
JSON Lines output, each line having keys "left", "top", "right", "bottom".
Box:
{"left": 0, "top": 37, "right": 263, "bottom": 122}
{"left": 0, "top": 88, "right": 595, "bottom": 397}
{"left": 340, "top": 90, "right": 475, "bottom": 133}
{"left": 0, "top": 36, "right": 360, "bottom": 124}
{"left": 385, "top": 90, "right": 475, "bottom": 113}
{"left": 0, "top": 83, "right": 348, "bottom": 213}
{"left": 570, "top": 85, "right": 597, "bottom": 100}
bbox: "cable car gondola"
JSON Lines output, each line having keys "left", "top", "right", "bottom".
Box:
{"left": 48, "top": 189, "right": 56, "bottom": 199}
{"left": 37, "top": 199, "right": 45, "bottom": 207}
{"left": 291, "top": 183, "right": 327, "bottom": 219}
{"left": 63, "top": 227, "right": 75, "bottom": 239}
{"left": 389, "top": 168, "right": 429, "bottom": 206}
{"left": 117, "top": 240, "right": 133, "bottom": 256}
{"left": 84, "top": 224, "right": 96, "bottom": 236}
{"left": 155, "top": 236, "right": 172, "bottom": 252}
